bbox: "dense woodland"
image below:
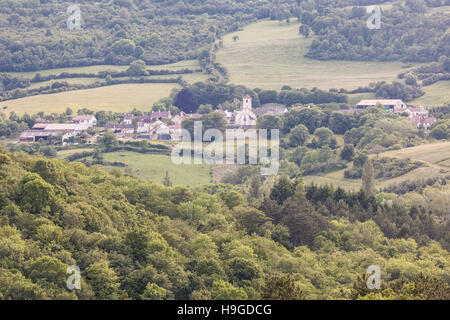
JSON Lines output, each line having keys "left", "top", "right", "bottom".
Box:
{"left": 0, "top": 149, "right": 448, "bottom": 300}
{"left": 303, "top": 0, "right": 450, "bottom": 62}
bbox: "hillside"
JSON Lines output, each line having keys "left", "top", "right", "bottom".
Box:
{"left": 0, "top": 148, "right": 448, "bottom": 300}
{"left": 303, "top": 141, "right": 450, "bottom": 190}
{"left": 216, "top": 19, "right": 419, "bottom": 90}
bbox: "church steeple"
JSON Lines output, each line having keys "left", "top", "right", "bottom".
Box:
{"left": 243, "top": 94, "right": 252, "bottom": 111}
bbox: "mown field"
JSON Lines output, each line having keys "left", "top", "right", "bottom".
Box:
{"left": 0, "top": 83, "right": 180, "bottom": 114}
{"left": 303, "top": 141, "right": 450, "bottom": 191}
{"left": 216, "top": 19, "right": 419, "bottom": 91}
{"left": 98, "top": 151, "right": 212, "bottom": 186}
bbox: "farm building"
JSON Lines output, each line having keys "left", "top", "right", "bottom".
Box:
{"left": 20, "top": 130, "right": 77, "bottom": 143}
{"left": 356, "top": 99, "right": 407, "bottom": 110}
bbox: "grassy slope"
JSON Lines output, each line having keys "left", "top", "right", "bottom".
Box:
{"left": 0, "top": 83, "right": 180, "bottom": 114}
{"left": 411, "top": 81, "right": 450, "bottom": 106}
{"left": 99, "top": 151, "right": 211, "bottom": 186}
{"left": 303, "top": 141, "right": 450, "bottom": 191}
{"left": 216, "top": 20, "right": 419, "bottom": 91}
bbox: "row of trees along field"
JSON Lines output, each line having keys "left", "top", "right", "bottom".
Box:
{"left": 0, "top": 149, "right": 448, "bottom": 300}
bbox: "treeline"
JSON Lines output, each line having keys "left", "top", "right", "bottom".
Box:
{"left": 173, "top": 83, "right": 349, "bottom": 114}
{"left": 0, "top": 76, "right": 182, "bottom": 102}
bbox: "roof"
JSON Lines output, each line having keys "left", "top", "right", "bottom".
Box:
{"left": 412, "top": 116, "right": 436, "bottom": 125}
{"left": 253, "top": 107, "right": 287, "bottom": 116}
{"left": 243, "top": 94, "right": 252, "bottom": 99}
{"left": 151, "top": 111, "right": 170, "bottom": 118}
{"left": 32, "top": 123, "right": 48, "bottom": 129}
{"left": 357, "top": 99, "right": 405, "bottom": 106}
{"left": 72, "top": 115, "right": 96, "bottom": 121}
{"left": 406, "top": 106, "right": 428, "bottom": 112}
{"left": 33, "top": 123, "right": 91, "bottom": 131}
{"left": 20, "top": 130, "right": 69, "bottom": 138}
{"left": 106, "top": 124, "right": 134, "bottom": 129}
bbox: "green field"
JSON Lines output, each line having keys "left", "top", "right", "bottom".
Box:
{"left": 0, "top": 83, "right": 180, "bottom": 114}
{"left": 98, "top": 152, "right": 211, "bottom": 186}
{"left": 216, "top": 20, "right": 419, "bottom": 91}
{"left": 411, "top": 81, "right": 450, "bottom": 106}
{"left": 379, "top": 141, "right": 450, "bottom": 169}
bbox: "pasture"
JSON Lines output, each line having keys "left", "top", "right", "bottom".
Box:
{"left": 411, "top": 81, "right": 450, "bottom": 106}
{"left": 216, "top": 20, "right": 419, "bottom": 91}
{"left": 98, "top": 152, "right": 212, "bottom": 186}
{"left": 0, "top": 83, "right": 180, "bottom": 114}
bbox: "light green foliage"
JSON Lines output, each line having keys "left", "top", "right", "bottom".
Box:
{"left": 314, "top": 127, "right": 334, "bottom": 147}
{"left": 211, "top": 280, "right": 248, "bottom": 300}
{"left": 85, "top": 261, "right": 121, "bottom": 300}
{"left": 0, "top": 151, "right": 447, "bottom": 300}
{"left": 141, "top": 283, "right": 167, "bottom": 300}
{"left": 18, "top": 173, "right": 53, "bottom": 213}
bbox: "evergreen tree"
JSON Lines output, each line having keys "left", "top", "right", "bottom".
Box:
{"left": 163, "top": 170, "right": 172, "bottom": 187}
{"left": 362, "top": 159, "right": 375, "bottom": 195}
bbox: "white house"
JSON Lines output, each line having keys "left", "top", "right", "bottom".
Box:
{"left": 72, "top": 115, "right": 97, "bottom": 126}
{"left": 356, "top": 99, "right": 407, "bottom": 110}
{"left": 405, "top": 106, "right": 429, "bottom": 118}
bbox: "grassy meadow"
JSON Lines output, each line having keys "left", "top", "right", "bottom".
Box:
{"left": 98, "top": 152, "right": 212, "bottom": 186}
{"left": 216, "top": 20, "right": 419, "bottom": 91}
{"left": 0, "top": 83, "right": 180, "bottom": 115}
{"left": 411, "top": 81, "right": 450, "bottom": 106}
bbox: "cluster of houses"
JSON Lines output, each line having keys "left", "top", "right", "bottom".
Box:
{"left": 106, "top": 111, "right": 185, "bottom": 140}
{"left": 355, "top": 99, "right": 436, "bottom": 129}
{"left": 19, "top": 115, "right": 97, "bottom": 143}
{"left": 106, "top": 94, "right": 287, "bottom": 140}
{"left": 18, "top": 97, "right": 437, "bottom": 144}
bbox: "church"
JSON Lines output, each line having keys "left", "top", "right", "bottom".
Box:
{"left": 230, "top": 94, "right": 257, "bottom": 128}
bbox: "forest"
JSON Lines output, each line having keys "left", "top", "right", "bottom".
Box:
{"left": 0, "top": 148, "right": 448, "bottom": 300}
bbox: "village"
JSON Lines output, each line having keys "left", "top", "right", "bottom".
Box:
{"left": 18, "top": 95, "right": 437, "bottom": 145}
